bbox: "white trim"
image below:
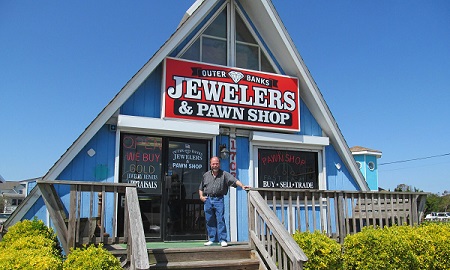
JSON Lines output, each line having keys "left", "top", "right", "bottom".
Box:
{"left": 251, "top": 131, "right": 329, "bottom": 148}
{"left": 368, "top": 161, "right": 375, "bottom": 171}
{"left": 114, "top": 128, "right": 121, "bottom": 185}
{"left": 117, "top": 115, "right": 219, "bottom": 138}
{"left": 229, "top": 187, "right": 237, "bottom": 241}
{"left": 352, "top": 151, "right": 382, "bottom": 158}
{"left": 319, "top": 147, "right": 326, "bottom": 190}
{"left": 250, "top": 131, "right": 328, "bottom": 190}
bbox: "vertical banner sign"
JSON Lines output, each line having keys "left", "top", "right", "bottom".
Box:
{"left": 121, "top": 134, "right": 162, "bottom": 194}
{"left": 258, "top": 149, "right": 318, "bottom": 189}
{"left": 164, "top": 57, "right": 300, "bottom": 132}
{"left": 229, "top": 137, "right": 237, "bottom": 177}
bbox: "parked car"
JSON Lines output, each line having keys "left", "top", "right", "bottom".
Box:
{"left": 425, "top": 212, "right": 450, "bottom": 221}
{"left": 0, "top": 213, "right": 11, "bottom": 225}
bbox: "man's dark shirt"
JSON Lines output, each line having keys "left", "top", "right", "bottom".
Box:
{"left": 199, "top": 169, "right": 238, "bottom": 196}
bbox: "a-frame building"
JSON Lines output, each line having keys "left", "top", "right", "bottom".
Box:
{"left": 13, "top": 0, "right": 369, "bottom": 243}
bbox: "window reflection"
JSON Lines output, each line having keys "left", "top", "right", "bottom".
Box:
{"left": 202, "top": 37, "right": 227, "bottom": 66}
{"left": 180, "top": 4, "right": 275, "bottom": 73}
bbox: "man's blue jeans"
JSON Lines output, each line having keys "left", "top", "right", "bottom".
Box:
{"left": 204, "top": 196, "right": 227, "bottom": 242}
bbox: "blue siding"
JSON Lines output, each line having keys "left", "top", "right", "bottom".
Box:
{"left": 365, "top": 155, "right": 378, "bottom": 191}
{"left": 236, "top": 136, "right": 249, "bottom": 241}
{"left": 24, "top": 196, "right": 47, "bottom": 221}
{"left": 353, "top": 155, "right": 365, "bottom": 175}
{"left": 58, "top": 125, "right": 116, "bottom": 182}
{"left": 120, "top": 65, "right": 162, "bottom": 117}
{"left": 326, "top": 145, "right": 359, "bottom": 191}
{"left": 353, "top": 154, "right": 378, "bottom": 191}
{"left": 52, "top": 124, "right": 117, "bottom": 235}
{"left": 299, "top": 98, "right": 322, "bottom": 136}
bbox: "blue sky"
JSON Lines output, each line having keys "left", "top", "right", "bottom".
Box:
{"left": 1, "top": 1, "right": 449, "bottom": 193}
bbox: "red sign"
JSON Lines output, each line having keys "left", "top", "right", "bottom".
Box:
{"left": 163, "top": 58, "right": 300, "bottom": 131}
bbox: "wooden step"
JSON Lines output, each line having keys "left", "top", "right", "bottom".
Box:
{"left": 149, "top": 245, "right": 253, "bottom": 263}
{"left": 151, "top": 258, "right": 260, "bottom": 270}
{"left": 105, "top": 242, "right": 262, "bottom": 270}
{"left": 149, "top": 244, "right": 261, "bottom": 270}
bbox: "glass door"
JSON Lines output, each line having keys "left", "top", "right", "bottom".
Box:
{"left": 164, "top": 138, "right": 210, "bottom": 241}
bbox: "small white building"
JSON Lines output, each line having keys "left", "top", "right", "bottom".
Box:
{"left": 0, "top": 181, "right": 27, "bottom": 213}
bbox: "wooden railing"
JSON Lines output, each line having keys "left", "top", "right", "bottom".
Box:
{"left": 254, "top": 188, "right": 428, "bottom": 243}
{"left": 37, "top": 180, "right": 149, "bottom": 270}
{"left": 248, "top": 190, "right": 308, "bottom": 270}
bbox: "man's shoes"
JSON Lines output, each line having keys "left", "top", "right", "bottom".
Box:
{"left": 220, "top": 241, "right": 228, "bottom": 247}
{"left": 204, "top": 241, "right": 213, "bottom": 246}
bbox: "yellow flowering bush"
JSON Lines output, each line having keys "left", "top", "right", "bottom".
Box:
{"left": 0, "top": 234, "right": 63, "bottom": 270}
{"left": 63, "top": 243, "right": 122, "bottom": 270}
{"left": 293, "top": 230, "right": 343, "bottom": 270}
{"left": 343, "top": 225, "right": 419, "bottom": 269}
{"left": 415, "top": 222, "right": 450, "bottom": 269}
{"left": 0, "top": 218, "right": 121, "bottom": 270}
{"left": 1, "top": 217, "right": 62, "bottom": 256}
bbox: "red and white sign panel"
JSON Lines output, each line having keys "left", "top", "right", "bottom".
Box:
{"left": 163, "top": 58, "right": 300, "bottom": 131}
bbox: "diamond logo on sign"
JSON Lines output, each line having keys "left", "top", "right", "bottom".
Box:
{"left": 228, "top": 71, "right": 244, "bottom": 83}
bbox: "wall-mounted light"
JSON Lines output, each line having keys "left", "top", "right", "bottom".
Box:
{"left": 335, "top": 163, "right": 341, "bottom": 170}
{"left": 219, "top": 144, "right": 230, "bottom": 160}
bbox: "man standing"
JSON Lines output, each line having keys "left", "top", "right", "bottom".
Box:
{"left": 199, "top": 156, "right": 249, "bottom": 247}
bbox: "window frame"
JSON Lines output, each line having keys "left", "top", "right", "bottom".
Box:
{"left": 177, "top": 0, "right": 278, "bottom": 73}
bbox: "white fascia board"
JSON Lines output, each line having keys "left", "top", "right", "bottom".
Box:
{"left": 352, "top": 151, "right": 382, "bottom": 158}
{"left": 178, "top": 0, "right": 205, "bottom": 27}
{"left": 118, "top": 115, "right": 219, "bottom": 138}
{"left": 251, "top": 131, "right": 329, "bottom": 148}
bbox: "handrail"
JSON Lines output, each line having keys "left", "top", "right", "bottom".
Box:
{"left": 248, "top": 188, "right": 428, "bottom": 269}
{"left": 35, "top": 180, "right": 148, "bottom": 269}
{"left": 125, "top": 186, "right": 150, "bottom": 270}
{"left": 254, "top": 188, "right": 428, "bottom": 243}
{"left": 248, "top": 190, "right": 308, "bottom": 270}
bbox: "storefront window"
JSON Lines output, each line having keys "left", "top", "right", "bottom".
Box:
{"left": 120, "top": 134, "right": 163, "bottom": 195}
{"left": 258, "top": 149, "right": 318, "bottom": 189}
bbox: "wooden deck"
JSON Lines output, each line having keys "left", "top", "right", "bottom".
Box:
{"left": 3, "top": 182, "right": 428, "bottom": 270}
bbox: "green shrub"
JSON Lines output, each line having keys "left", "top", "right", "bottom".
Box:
{"left": 415, "top": 222, "right": 450, "bottom": 269}
{"left": 1, "top": 217, "right": 62, "bottom": 256}
{"left": 343, "top": 225, "right": 422, "bottom": 269}
{"left": 63, "top": 243, "right": 122, "bottom": 270}
{"left": 293, "top": 230, "right": 343, "bottom": 270}
{"left": 0, "top": 235, "right": 63, "bottom": 270}
{"left": 0, "top": 218, "right": 122, "bottom": 270}
{"left": 342, "top": 223, "right": 450, "bottom": 269}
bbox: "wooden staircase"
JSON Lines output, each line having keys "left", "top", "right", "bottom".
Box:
{"left": 107, "top": 242, "right": 263, "bottom": 270}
